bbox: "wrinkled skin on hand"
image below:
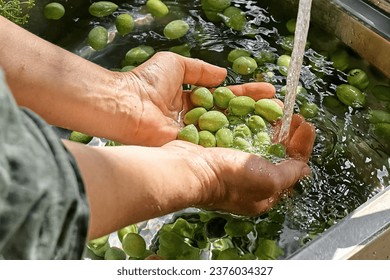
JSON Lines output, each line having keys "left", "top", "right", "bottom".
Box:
{"left": 120, "top": 52, "right": 316, "bottom": 215}
{"left": 162, "top": 115, "right": 315, "bottom": 216}
{"left": 118, "top": 52, "right": 275, "bottom": 146}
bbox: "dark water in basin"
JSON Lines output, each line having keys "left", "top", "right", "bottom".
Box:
{"left": 36, "top": 0, "right": 390, "bottom": 259}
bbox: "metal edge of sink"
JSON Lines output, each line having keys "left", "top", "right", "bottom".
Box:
{"left": 288, "top": 186, "right": 390, "bottom": 260}
{"left": 284, "top": 0, "right": 390, "bottom": 79}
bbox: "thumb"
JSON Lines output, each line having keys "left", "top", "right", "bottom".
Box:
{"left": 273, "top": 159, "right": 311, "bottom": 192}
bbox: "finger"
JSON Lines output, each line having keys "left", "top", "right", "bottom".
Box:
{"left": 180, "top": 56, "right": 227, "bottom": 87}
{"left": 273, "top": 159, "right": 311, "bottom": 192}
{"left": 273, "top": 113, "right": 304, "bottom": 143}
{"left": 227, "top": 82, "right": 276, "bottom": 100}
{"left": 286, "top": 121, "right": 316, "bottom": 162}
{"left": 288, "top": 114, "right": 305, "bottom": 139}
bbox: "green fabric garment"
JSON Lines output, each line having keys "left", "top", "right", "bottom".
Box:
{"left": 0, "top": 70, "right": 89, "bottom": 259}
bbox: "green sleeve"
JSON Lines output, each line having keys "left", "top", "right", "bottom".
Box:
{"left": 0, "top": 69, "right": 90, "bottom": 259}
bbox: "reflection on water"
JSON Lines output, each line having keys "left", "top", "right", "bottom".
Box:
{"left": 51, "top": 0, "right": 389, "bottom": 259}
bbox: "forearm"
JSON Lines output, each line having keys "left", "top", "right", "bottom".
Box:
{"left": 63, "top": 140, "right": 206, "bottom": 240}
{"left": 0, "top": 16, "right": 133, "bottom": 141}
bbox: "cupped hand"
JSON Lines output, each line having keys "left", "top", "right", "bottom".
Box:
{"left": 116, "top": 52, "right": 275, "bottom": 146}
{"left": 163, "top": 116, "right": 315, "bottom": 216}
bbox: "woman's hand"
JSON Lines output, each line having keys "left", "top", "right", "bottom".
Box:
{"left": 162, "top": 115, "right": 315, "bottom": 216}
{"left": 65, "top": 113, "right": 314, "bottom": 239}
{"left": 115, "top": 52, "right": 275, "bottom": 146}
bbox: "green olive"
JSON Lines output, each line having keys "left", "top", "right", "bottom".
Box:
{"left": 227, "top": 114, "right": 245, "bottom": 125}
{"left": 372, "top": 85, "right": 390, "bottom": 101}
{"left": 233, "top": 124, "right": 252, "bottom": 139}
{"left": 213, "top": 87, "right": 236, "bottom": 109}
{"left": 43, "top": 2, "right": 65, "bottom": 20}
{"left": 233, "top": 137, "right": 252, "bottom": 153}
{"left": 184, "top": 107, "right": 207, "bottom": 125}
{"left": 330, "top": 49, "right": 349, "bottom": 71}
{"left": 104, "top": 247, "right": 127, "bottom": 260}
{"left": 190, "top": 87, "right": 214, "bottom": 110}
{"left": 300, "top": 102, "right": 319, "bottom": 118}
{"left": 222, "top": 6, "right": 246, "bottom": 31}
{"left": 336, "top": 84, "right": 366, "bottom": 108}
{"left": 254, "top": 99, "right": 283, "bottom": 122}
{"left": 117, "top": 224, "right": 138, "bottom": 242}
{"left": 232, "top": 56, "right": 258, "bottom": 75}
{"left": 115, "top": 14, "right": 134, "bottom": 36}
{"left": 89, "top": 1, "right": 118, "bottom": 17}
{"left": 373, "top": 122, "right": 390, "bottom": 140}
{"left": 267, "top": 143, "right": 286, "bottom": 158}
{"left": 277, "top": 54, "right": 291, "bottom": 76}
{"left": 286, "top": 18, "right": 296, "bottom": 33}
{"left": 208, "top": 0, "right": 231, "bottom": 11}
{"left": 347, "top": 69, "right": 369, "bottom": 90}
{"left": 146, "top": 0, "right": 169, "bottom": 18}
{"left": 254, "top": 50, "right": 276, "bottom": 66}
{"left": 86, "top": 235, "right": 110, "bottom": 257}
{"left": 199, "top": 130, "right": 217, "bottom": 147}
{"left": 215, "top": 128, "right": 233, "bottom": 147}
{"left": 198, "top": 111, "right": 229, "bottom": 132}
{"left": 122, "top": 233, "right": 147, "bottom": 259}
{"left": 88, "top": 26, "right": 108, "bottom": 51}
{"left": 69, "top": 131, "right": 93, "bottom": 144}
{"left": 227, "top": 48, "right": 251, "bottom": 63}
{"left": 169, "top": 44, "right": 191, "bottom": 57}
{"left": 368, "top": 109, "right": 390, "bottom": 124}
{"left": 177, "top": 124, "right": 199, "bottom": 144}
{"left": 253, "top": 131, "right": 271, "bottom": 151}
{"left": 247, "top": 115, "right": 267, "bottom": 133}
{"left": 120, "top": 65, "right": 136, "bottom": 72}
{"left": 124, "top": 45, "right": 155, "bottom": 66}
{"left": 228, "top": 96, "right": 255, "bottom": 116}
{"left": 203, "top": 10, "right": 223, "bottom": 22}
{"left": 163, "top": 20, "right": 190, "bottom": 40}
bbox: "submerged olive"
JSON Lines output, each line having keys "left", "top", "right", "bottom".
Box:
{"left": 163, "top": 20, "right": 190, "bottom": 40}
{"left": 124, "top": 45, "right": 155, "bottom": 66}
{"left": 277, "top": 54, "right": 291, "bottom": 76}
{"left": 330, "top": 49, "right": 349, "bottom": 71}
{"left": 372, "top": 85, "right": 390, "bottom": 101}
{"left": 222, "top": 6, "right": 246, "bottom": 31}
{"left": 88, "top": 26, "right": 108, "bottom": 51}
{"left": 232, "top": 56, "right": 258, "bottom": 75}
{"left": 336, "top": 84, "right": 366, "bottom": 108}
{"left": 44, "top": 2, "right": 65, "bottom": 20}
{"left": 89, "top": 1, "right": 118, "bottom": 17}
{"left": 300, "top": 102, "right": 319, "bottom": 119}
{"left": 347, "top": 69, "right": 369, "bottom": 90}
{"left": 115, "top": 14, "right": 134, "bottom": 36}
{"left": 227, "top": 48, "right": 251, "bottom": 63}
{"left": 146, "top": 0, "right": 169, "bottom": 18}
